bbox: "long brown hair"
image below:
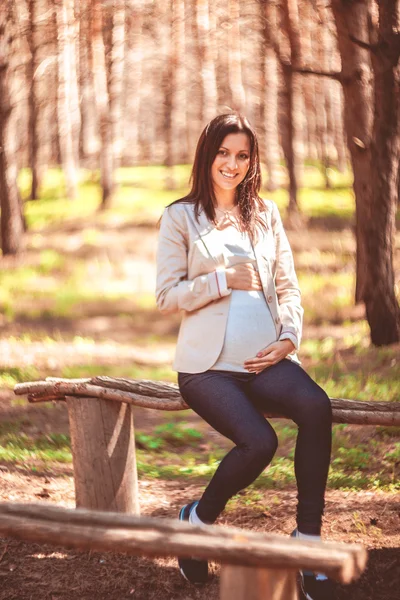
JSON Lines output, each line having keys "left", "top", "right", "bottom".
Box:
{"left": 168, "top": 113, "right": 267, "bottom": 240}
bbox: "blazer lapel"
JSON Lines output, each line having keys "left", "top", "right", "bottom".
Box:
{"left": 185, "top": 205, "right": 225, "bottom": 265}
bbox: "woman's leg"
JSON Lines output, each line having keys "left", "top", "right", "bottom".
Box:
{"left": 247, "top": 360, "right": 332, "bottom": 535}
{"left": 178, "top": 370, "right": 278, "bottom": 524}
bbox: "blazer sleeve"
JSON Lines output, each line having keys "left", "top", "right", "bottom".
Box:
{"left": 155, "top": 205, "right": 231, "bottom": 315}
{"left": 271, "top": 201, "right": 304, "bottom": 351}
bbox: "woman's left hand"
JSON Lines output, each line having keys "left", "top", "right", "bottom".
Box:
{"left": 244, "top": 339, "right": 295, "bottom": 374}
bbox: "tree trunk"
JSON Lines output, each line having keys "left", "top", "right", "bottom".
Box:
{"left": 282, "top": 0, "right": 303, "bottom": 216}
{"left": 55, "top": 0, "right": 79, "bottom": 200}
{"left": 0, "top": 0, "right": 24, "bottom": 256}
{"left": 108, "top": 0, "right": 125, "bottom": 170}
{"left": 91, "top": 0, "right": 114, "bottom": 209}
{"left": 0, "top": 502, "right": 367, "bottom": 585}
{"left": 67, "top": 396, "right": 139, "bottom": 513}
{"left": 366, "top": 0, "right": 400, "bottom": 344}
{"left": 228, "top": 0, "right": 246, "bottom": 112}
{"left": 220, "top": 566, "right": 298, "bottom": 600}
{"left": 164, "top": 0, "right": 187, "bottom": 186}
{"left": 196, "top": 0, "right": 218, "bottom": 124}
{"left": 300, "top": 2, "right": 318, "bottom": 162}
{"left": 331, "top": 1, "right": 373, "bottom": 306}
{"left": 27, "top": 0, "right": 41, "bottom": 199}
{"left": 124, "top": 0, "right": 144, "bottom": 165}
{"left": 78, "top": 0, "right": 98, "bottom": 165}
{"left": 261, "top": 0, "right": 280, "bottom": 191}
{"left": 15, "top": 377, "right": 400, "bottom": 426}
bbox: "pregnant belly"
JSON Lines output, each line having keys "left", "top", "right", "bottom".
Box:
{"left": 215, "top": 290, "right": 278, "bottom": 368}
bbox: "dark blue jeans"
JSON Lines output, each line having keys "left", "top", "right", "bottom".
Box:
{"left": 178, "top": 359, "right": 332, "bottom": 535}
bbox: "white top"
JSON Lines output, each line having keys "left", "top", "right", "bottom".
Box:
{"left": 210, "top": 224, "right": 278, "bottom": 373}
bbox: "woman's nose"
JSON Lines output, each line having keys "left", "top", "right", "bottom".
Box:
{"left": 226, "top": 155, "right": 238, "bottom": 170}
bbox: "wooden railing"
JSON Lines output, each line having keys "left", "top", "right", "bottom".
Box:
{"left": 0, "top": 502, "right": 367, "bottom": 600}
{"left": 13, "top": 376, "right": 400, "bottom": 515}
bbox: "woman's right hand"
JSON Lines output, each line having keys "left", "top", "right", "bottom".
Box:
{"left": 225, "top": 263, "right": 263, "bottom": 291}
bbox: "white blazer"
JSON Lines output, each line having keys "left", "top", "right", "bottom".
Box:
{"left": 156, "top": 199, "right": 303, "bottom": 373}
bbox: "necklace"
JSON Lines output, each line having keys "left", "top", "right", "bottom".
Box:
{"left": 215, "top": 204, "right": 237, "bottom": 215}
{"left": 214, "top": 204, "right": 242, "bottom": 231}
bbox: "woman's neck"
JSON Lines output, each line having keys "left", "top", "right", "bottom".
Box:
{"left": 213, "top": 188, "right": 236, "bottom": 210}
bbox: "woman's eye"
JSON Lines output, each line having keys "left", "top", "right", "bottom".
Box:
{"left": 239, "top": 154, "right": 249, "bottom": 160}
{"left": 218, "top": 150, "right": 227, "bottom": 156}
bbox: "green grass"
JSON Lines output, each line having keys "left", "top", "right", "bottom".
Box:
{"left": 0, "top": 163, "right": 399, "bottom": 493}
{"left": 0, "top": 417, "right": 398, "bottom": 491}
{"left": 0, "top": 422, "right": 71, "bottom": 466}
{"left": 17, "top": 164, "right": 358, "bottom": 231}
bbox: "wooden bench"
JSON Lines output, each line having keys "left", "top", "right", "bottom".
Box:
{"left": 14, "top": 376, "right": 400, "bottom": 514}
{"left": 0, "top": 502, "right": 367, "bottom": 600}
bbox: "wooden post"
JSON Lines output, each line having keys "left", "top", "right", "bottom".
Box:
{"left": 66, "top": 396, "right": 139, "bottom": 514}
{"left": 220, "top": 565, "right": 298, "bottom": 600}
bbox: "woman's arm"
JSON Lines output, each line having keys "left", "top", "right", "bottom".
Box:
{"left": 271, "top": 201, "right": 304, "bottom": 351}
{"left": 155, "top": 205, "right": 231, "bottom": 315}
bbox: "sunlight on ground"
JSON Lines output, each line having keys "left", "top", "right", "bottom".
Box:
{"left": 0, "top": 164, "right": 399, "bottom": 493}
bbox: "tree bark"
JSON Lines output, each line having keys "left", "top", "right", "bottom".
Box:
{"left": 164, "top": 0, "right": 188, "bottom": 185}
{"left": 67, "top": 396, "right": 139, "bottom": 513}
{"left": 55, "top": 0, "right": 79, "bottom": 199}
{"left": 260, "top": 0, "right": 280, "bottom": 191}
{"left": 27, "top": 0, "right": 41, "bottom": 199}
{"left": 0, "top": 0, "right": 24, "bottom": 255}
{"left": 228, "top": 0, "right": 246, "bottom": 112}
{"left": 332, "top": 0, "right": 400, "bottom": 343}
{"left": 366, "top": 0, "right": 400, "bottom": 344}
{"left": 282, "top": 0, "right": 303, "bottom": 216}
{"left": 0, "top": 502, "right": 367, "bottom": 584}
{"left": 108, "top": 0, "right": 125, "bottom": 170}
{"left": 14, "top": 377, "right": 400, "bottom": 426}
{"left": 196, "top": 0, "right": 218, "bottom": 124}
{"left": 124, "top": 0, "right": 144, "bottom": 165}
{"left": 78, "top": 0, "right": 98, "bottom": 165}
{"left": 331, "top": 1, "right": 373, "bottom": 307}
{"left": 91, "top": 0, "right": 114, "bottom": 208}
{"left": 220, "top": 566, "right": 298, "bottom": 600}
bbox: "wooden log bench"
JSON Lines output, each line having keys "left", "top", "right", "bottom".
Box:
{"left": 0, "top": 502, "right": 367, "bottom": 600}
{"left": 14, "top": 376, "right": 400, "bottom": 515}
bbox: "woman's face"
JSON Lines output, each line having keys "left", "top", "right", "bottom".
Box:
{"left": 211, "top": 132, "right": 250, "bottom": 196}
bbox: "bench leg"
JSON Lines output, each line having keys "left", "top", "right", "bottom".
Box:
{"left": 220, "top": 565, "right": 298, "bottom": 600}
{"left": 67, "top": 396, "right": 140, "bottom": 514}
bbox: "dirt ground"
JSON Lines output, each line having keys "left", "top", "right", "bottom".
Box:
{"left": 0, "top": 446, "right": 399, "bottom": 600}
{"left": 1, "top": 217, "right": 399, "bottom": 599}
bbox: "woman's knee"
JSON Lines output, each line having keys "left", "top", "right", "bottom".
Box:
{"left": 296, "top": 387, "right": 332, "bottom": 426}
{"left": 242, "top": 427, "right": 278, "bottom": 464}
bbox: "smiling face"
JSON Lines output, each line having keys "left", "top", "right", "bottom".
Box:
{"left": 211, "top": 132, "right": 250, "bottom": 200}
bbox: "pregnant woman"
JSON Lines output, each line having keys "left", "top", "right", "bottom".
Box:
{"left": 156, "top": 113, "right": 333, "bottom": 600}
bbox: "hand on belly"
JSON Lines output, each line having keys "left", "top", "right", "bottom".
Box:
{"left": 244, "top": 339, "right": 296, "bottom": 374}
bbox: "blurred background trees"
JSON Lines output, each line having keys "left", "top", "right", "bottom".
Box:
{"left": 0, "top": 0, "right": 399, "bottom": 344}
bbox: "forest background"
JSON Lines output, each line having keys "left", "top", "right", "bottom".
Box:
{"left": 0, "top": 1, "right": 399, "bottom": 599}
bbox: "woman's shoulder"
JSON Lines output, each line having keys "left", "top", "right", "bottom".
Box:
{"left": 258, "top": 197, "right": 276, "bottom": 214}
{"left": 163, "top": 200, "right": 195, "bottom": 219}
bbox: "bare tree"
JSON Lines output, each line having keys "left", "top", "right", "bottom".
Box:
{"left": 332, "top": 0, "right": 400, "bottom": 344}
{"left": 260, "top": 0, "right": 280, "bottom": 190}
{"left": 330, "top": 1, "right": 373, "bottom": 306}
{"left": 228, "top": 0, "right": 246, "bottom": 111}
{"left": 281, "top": 0, "right": 304, "bottom": 216}
{"left": 55, "top": 0, "right": 79, "bottom": 199}
{"left": 27, "top": 0, "right": 41, "bottom": 199}
{"left": 0, "top": 0, "right": 24, "bottom": 255}
{"left": 164, "top": 0, "right": 188, "bottom": 186}
{"left": 78, "top": 0, "right": 98, "bottom": 165}
{"left": 196, "top": 0, "right": 218, "bottom": 124}
{"left": 108, "top": 0, "right": 125, "bottom": 170}
{"left": 91, "top": 0, "right": 114, "bottom": 208}
{"left": 124, "top": 0, "right": 144, "bottom": 165}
